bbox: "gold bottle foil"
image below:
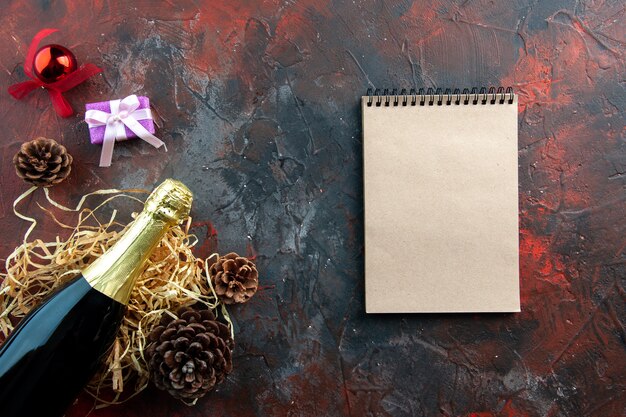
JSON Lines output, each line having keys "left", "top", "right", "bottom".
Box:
{"left": 83, "top": 179, "right": 193, "bottom": 305}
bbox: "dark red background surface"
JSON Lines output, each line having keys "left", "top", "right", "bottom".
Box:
{"left": 1, "top": 1, "right": 625, "bottom": 416}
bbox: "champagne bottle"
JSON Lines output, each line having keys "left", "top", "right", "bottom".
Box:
{"left": 0, "top": 179, "right": 193, "bottom": 417}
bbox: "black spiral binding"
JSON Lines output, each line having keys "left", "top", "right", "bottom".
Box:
{"left": 365, "top": 86, "right": 514, "bottom": 107}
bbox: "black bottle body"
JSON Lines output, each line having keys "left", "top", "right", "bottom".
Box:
{"left": 0, "top": 275, "right": 125, "bottom": 417}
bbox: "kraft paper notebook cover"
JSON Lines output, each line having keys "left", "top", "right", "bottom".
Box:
{"left": 363, "top": 88, "right": 520, "bottom": 313}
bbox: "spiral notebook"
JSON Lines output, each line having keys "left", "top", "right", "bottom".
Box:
{"left": 363, "top": 88, "right": 520, "bottom": 313}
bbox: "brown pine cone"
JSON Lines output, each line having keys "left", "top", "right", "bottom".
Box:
{"left": 209, "top": 252, "right": 258, "bottom": 304}
{"left": 146, "top": 306, "right": 233, "bottom": 400}
{"left": 13, "top": 137, "right": 73, "bottom": 187}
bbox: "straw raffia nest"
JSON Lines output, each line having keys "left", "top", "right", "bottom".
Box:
{"left": 0, "top": 187, "right": 230, "bottom": 407}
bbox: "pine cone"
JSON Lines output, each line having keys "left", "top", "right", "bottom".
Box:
{"left": 146, "top": 306, "right": 233, "bottom": 400}
{"left": 209, "top": 252, "right": 258, "bottom": 304}
{"left": 13, "top": 137, "right": 72, "bottom": 187}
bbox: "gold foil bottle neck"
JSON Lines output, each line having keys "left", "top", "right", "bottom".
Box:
{"left": 84, "top": 179, "right": 193, "bottom": 305}
{"left": 143, "top": 179, "right": 193, "bottom": 224}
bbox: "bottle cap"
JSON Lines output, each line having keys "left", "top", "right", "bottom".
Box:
{"left": 144, "top": 179, "right": 193, "bottom": 224}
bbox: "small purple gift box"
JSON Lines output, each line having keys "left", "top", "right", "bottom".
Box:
{"left": 85, "top": 96, "right": 155, "bottom": 145}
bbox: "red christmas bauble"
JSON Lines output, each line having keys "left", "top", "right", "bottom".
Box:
{"left": 32, "top": 44, "right": 77, "bottom": 83}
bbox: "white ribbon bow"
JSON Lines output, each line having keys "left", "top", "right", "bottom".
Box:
{"left": 85, "top": 95, "right": 166, "bottom": 167}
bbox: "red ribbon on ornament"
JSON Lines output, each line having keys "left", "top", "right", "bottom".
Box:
{"left": 7, "top": 29, "right": 102, "bottom": 118}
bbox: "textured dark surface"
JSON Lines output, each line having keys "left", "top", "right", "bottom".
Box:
{"left": 0, "top": 1, "right": 625, "bottom": 416}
